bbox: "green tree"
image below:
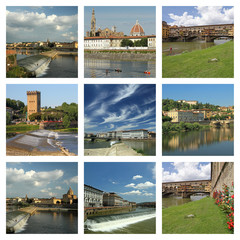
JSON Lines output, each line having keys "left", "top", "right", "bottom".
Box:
{"left": 63, "top": 115, "right": 71, "bottom": 128}
{"left": 121, "top": 39, "right": 134, "bottom": 47}
{"left": 6, "top": 112, "right": 11, "bottom": 125}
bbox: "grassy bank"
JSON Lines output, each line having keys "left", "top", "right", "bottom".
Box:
{"left": 6, "top": 66, "right": 28, "bottom": 78}
{"left": 163, "top": 41, "right": 233, "bottom": 78}
{"left": 6, "top": 124, "right": 39, "bottom": 134}
{"left": 162, "top": 197, "right": 230, "bottom": 234}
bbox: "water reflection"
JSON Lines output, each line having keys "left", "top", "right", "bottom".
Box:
{"left": 18, "top": 211, "right": 78, "bottom": 234}
{"left": 84, "top": 59, "right": 156, "bottom": 78}
{"left": 162, "top": 195, "right": 208, "bottom": 208}
{"left": 162, "top": 40, "right": 230, "bottom": 56}
{"left": 123, "top": 140, "right": 156, "bottom": 156}
{"left": 163, "top": 128, "right": 234, "bottom": 156}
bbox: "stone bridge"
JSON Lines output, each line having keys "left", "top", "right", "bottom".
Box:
{"left": 162, "top": 180, "right": 211, "bottom": 198}
{"left": 210, "top": 120, "right": 233, "bottom": 128}
{"left": 168, "top": 24, "right": 234, "bottom": 42}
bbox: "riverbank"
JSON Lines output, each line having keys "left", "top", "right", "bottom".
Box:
{"left": 7, "top": 123, "right": 39, "bottom": 135}
{"left": 84, "top": 143, "right": 142, "bottom": 156}
{"left": 7, "top": 130, "right": 77, "bottom": 156}
{"left": 163, "top": 40, "right": 233, "bottom": 78}
{"left": 162, "top": 197, "right": 231, "bottom": 234}
{"left": 162, "top": 121, "right": 210, "bottom": 134}
{"left": 85, "top": 50, "right": 156, "bottom": 61}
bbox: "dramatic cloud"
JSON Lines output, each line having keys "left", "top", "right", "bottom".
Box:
{"left": 133, "top": 175, "right": 143, "bottom": 180}
{"left": 84, "top": 84, "right": 156, "bottom": 133}
{"left": 125, "top": 181, "right": 155, "bottom": 189}
{"left": 6, "top": 8, "right": 78, "bottom": 42}
{"left": 162, "top": 162, "right": 211, "bottom": 182}
{"left": 168, "top": 6, "right": 234, "bottom": 26}
{"left": 7, "top": 168, "right": 64, "bottom": 187}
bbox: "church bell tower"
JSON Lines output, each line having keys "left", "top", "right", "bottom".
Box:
{"left": 91, "top": 8, "right": 96, "bottom": 37}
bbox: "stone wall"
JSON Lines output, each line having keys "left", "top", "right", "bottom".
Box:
{"left": 211, "top": 162, "right": 234, "bottom": 196}
{"left": 85, "top": 51, "right": 156, "bottom": 61}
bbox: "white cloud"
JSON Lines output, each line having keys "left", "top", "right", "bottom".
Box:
{"left": 133, "top": 175, "right": 143, "bottom": 180}
{"left": 168, "top": 6, "right": 234, "bottom": 27}
{"left": 143, "top": 192, "right": 153, "bottom": 196}
{"left": 55, "top": 186, "right": 62, "bottom": 190}
{"left": 64, "top": 176, "right": 78, "bottom": 185}
{"left": 121, "top": 190, "right": 142, "bottom": 195}
{"left": 162, "top": 162, "right": 211, "bottom": 182}
{"left": 6, "top": 9, "right": 78, "bottom": 42}
{"left": 6, "top": 168, "right": 64, "bottom": 187}
{"left": 125, "top": 181, "right": 155, "bottom": 189}
{"left": 112, "top": 85, "right": 140, "bottom": 104}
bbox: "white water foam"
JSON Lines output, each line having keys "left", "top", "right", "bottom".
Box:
{"left": 85, "top": 213, "right": 156, "bottom": 232}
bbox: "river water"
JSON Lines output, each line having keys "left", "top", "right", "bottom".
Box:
{"left": 84, "top": 59, "right": 156, "bottom": 78}
{"left": 17, "top": 211, "right": 78, "bottom": 234}
{"left": 16, "top": 50, "right": 78, "bottom": 78}
{"left": 163, "top": 127, "right": 234, "bottom": 156}
{"left": 162, "top": 39, "right": 230, "bottom": 56}
{"left": 85, "top": 208, "right": 156, "bottom": 234}
{"left": 7, "top": 130, "right": 78, "bottom": 155}
{"left": 84, "top": 140, "right": 156, "bottom": 156}
{"left": 162, "top": 195, "right": 208, "bottom": 209}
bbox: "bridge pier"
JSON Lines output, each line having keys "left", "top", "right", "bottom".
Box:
{"left": 205, "top": 36, "right": 214, "bottom": 42}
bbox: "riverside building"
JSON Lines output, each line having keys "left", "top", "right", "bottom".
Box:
{"left": 167, "top": 109, "right": 204, "bottom": 122}
{"left": 84, "top": 184, "right": 104, "bottom": 207}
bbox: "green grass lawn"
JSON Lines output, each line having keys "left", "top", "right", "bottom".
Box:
{"left": 6, "top": 123, "right": 39, "bottom": 133}
{"left": 162, "top": 197, "right": 231, "bottom": 234}
{"left": 163, "top": 41, "right": 234, "bottom": 78}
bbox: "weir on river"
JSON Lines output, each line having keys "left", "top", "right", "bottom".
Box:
{"left": 17, "top": 51, "right": 58, "bottom": 77}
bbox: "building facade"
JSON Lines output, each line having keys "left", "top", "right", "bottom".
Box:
{"left": 167, "top": 109, "right": 204, "bottom": 122}
{"left": 62, "top": 187, "right": 77, "bottom": 204}
{"left": 27, "top": 91, "right": 41, "bottom": 121}
{"left": 84, "top": 184, "right": 104, "bottom": 207}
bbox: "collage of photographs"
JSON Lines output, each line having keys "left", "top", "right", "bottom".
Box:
{"left": 2, "top": 1, "right": 238, "bottom": 240}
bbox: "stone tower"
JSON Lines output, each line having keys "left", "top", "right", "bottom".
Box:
{"left": 91, "top": 8, "right": 96, "bottom": 36}
{"left": 27, "top": 91, "right": 41, "bottom": 121}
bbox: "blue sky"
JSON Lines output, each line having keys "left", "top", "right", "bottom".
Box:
{"left": 162, "top": 84, "right": 234, "bottom": 106}
{"left": 84, "top": 84, "right": 156, "bottom": 133}
{"left": 162, "top": 162, "right": 211, "bottom": 182}
{"left": 7, "top": 6, "right": 78, "bottom": 43}
{"left": 6, "top": 162, "right": 78, "bottom": 198}
{"left": 6, "top": 84, "right": 78, "bottom": 107}
{"left": 85, "top": 162, "right": 156, "bottom": 203}
{"left": 84, "top": 6, "right": 156, "bottom": 36}
{"left": 163, "top": 6, "right": 234, "bottom": 26}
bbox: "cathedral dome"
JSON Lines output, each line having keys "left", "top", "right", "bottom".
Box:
{"left": 67, "top": 187, "right": 74, "bottom": 195}
{"left": 130, "top": 20, "right": 145, "bottom": 36}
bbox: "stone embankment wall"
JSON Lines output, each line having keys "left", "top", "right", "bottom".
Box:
{"left": 84, "top": 206, "right": 136, "bottom": 221}
{"left": 211, "top": 162, "right": 234, "bottom": 196}
{"left": 85, "top": 51, "right": 156, "bottom": 61}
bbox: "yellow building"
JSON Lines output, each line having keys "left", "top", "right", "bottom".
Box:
{"left": 167, "top": 109, "right": 204, "bottom": 122}
{"left": 63, "top": 187, "right": 77, "bottom": 204}
{"left": 162, "top": 21, "right": 169, "bottom": 39}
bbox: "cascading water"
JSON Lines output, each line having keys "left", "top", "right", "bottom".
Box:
{"left": 85, "top": 209, "right": 156, "bottom": 232}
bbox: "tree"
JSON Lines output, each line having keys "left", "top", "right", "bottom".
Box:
{"left": 6, "top": 112, "right": 11, "bottom": 125}
{"left": 121, "top": 39, "right": 134, "bottom": 47}
{"left": 63, "top": 115, "right": 71, "bottom": 128}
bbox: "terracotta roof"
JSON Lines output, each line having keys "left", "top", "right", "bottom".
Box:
{"left": 130, "top": 20, "right": 144, "bottom": 34}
